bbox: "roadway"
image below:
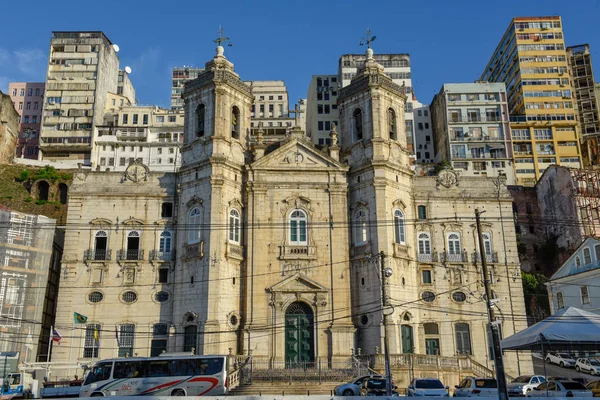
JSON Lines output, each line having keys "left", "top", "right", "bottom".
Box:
{"left": 532, "top": 357, "right": 598, "bottom": 383}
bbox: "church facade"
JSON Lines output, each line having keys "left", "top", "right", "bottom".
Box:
{"left": 51, "top": 45, "right": 531, "bottom": 377}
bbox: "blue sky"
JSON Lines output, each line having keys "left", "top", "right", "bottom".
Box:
{"left": 1, "top": 0, "right": 599, "bottom": 108}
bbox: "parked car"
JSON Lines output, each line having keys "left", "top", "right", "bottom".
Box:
{"left": 407, "top": 378, "right": 449, "bottom": 397}
{"left": 359, "top": 378, "right": 398, "bottom": 396}
{"left": 334, "top": 375, "right": 383, "bottom": 396}
{"left": 527, "top": 380, "right": 593, "bottom": 397}
{"left": 507, "top": 375, "right": 547, "bottom": 396}
{"left": 585, "top": 380, "right": 600, "bottom": 397}
{"left": 454, "top": 377, "right": 498, "bottom": 397}
{"left": 545, "top": 352, "right": 577, "bottom": 368}
{"left": 578, "top": 359, "right": 600, "bottom": 375}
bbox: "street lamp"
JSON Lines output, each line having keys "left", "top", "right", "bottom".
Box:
{"left": 366, "top": 251, "right": 393, "bottom": 396}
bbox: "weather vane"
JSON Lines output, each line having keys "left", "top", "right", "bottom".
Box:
{"left": 213, "top": 25, "right": 232, "bottom": 47}
{"left": 359, "top": 29, "right": 376, "bottom": 49}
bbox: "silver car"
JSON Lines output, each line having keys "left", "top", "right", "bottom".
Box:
{"left": 527, "top": 380, "right": 593, "bottom": 397}
{"left": 334, "top": 375, "right": 383, "bottom": 396}
{"left": 407, "top": 378, "right": 449, "bottom": 397}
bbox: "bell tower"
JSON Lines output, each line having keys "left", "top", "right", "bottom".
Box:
{"left": 338, "top": 33, "right": 417, "bottom": 356}
{"left": 175, "top": 28, "right": 253, "bottom": 355}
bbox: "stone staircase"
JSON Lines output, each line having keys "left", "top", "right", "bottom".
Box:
{"left": 228, "top": 381, "right": 341, "bottom": 396}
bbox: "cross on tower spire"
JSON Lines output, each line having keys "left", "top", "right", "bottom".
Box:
{"left": 359, "top": 29, "right": 377, "bottom": 49}
{"left": 213, "top": 25, "right": 232, "bottom": 47}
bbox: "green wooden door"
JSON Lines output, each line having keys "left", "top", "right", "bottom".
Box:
{"left": 285, "top": 302, "right": 314, "bottom": 366}
{"left": 401, "top": 325, "right": 414, "bottom": 354}
{"left": 425, "top": 338, "right": 440, "bottom": 355}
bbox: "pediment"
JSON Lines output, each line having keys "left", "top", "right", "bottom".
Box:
{"left": 251, "top": 138, "right": 346, "bottom": 170}
{"left": 267, "top": 273, "right": 328, "bottom": 293}
{"left": 186, "top": 195, "right": 204, "bottom": 207}
{"left": 122, "top": 217, "right": 144, "bottom": 226}
{"left": 90, "top": 218, "right": 112, "bottom": 226}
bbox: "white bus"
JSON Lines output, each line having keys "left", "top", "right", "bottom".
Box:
{"left": 80, "top": 355, "right": 228, "bottom": 397}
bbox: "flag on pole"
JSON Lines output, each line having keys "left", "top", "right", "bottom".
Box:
{"left": 115, "top": 325, "right": 119, "bottom": 345}
{"left": 74, "top": 312, "right": 88, "bottom": 324}
{"left": 51, "top": 327, "right": 62, "bottom": 345}
{"left": 94, "top": 326, "right": 99, "bottom": 341}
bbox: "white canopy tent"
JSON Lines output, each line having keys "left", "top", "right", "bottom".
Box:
{"left": 501, "top": 306, "right": 600, "bottom": 351}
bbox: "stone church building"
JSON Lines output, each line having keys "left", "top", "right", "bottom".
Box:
{"left": 51, "top": 45, "right": 532, "bottom": 378}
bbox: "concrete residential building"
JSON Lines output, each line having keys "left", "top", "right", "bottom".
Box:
{"left": 246, "top": 80, "right": 297, "bottom": 142}
{"left": 40, "top": 31, "right": 135, "bottom": 166}
{"left": 481, "top": 16, "right": 582, "bottom": 186}
{"left": 431, "top": 83, "right": 516, "bottom": 184}
{"left": 413, "top": 100, "right": 434, "bottom": 164}
{"left": 171, "top": 67, "right": 204, "bottom": 110}
{"left": 7, "top": 82, "right": 45, "bottom": 159}
{"left": 92, "top": 106, "right": 183, "bottom": 172}
{"left": 306, "top": 75, "right": 340, "bottom": 145}
{"left": 51, "top": 44, "right": 531, "bottom": 383}
{"left": 567, "top": 44, "right": 600, "bottom": 165}
{"left": 0, "top": 92, "right": 19, "bottom": 163}
{"left": 546, "top": 237, "right": 600, "bottom": 315}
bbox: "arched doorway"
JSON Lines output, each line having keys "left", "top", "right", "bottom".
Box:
{"left": 58, "top": 183, "right": 68, "bottom": 204}
{"left": 38, "top": 181, "right": 49, "bottom": 201}
{"left": 284, "top": 302, "right": 314, "bottom": 366}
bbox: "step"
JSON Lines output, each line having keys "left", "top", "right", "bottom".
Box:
{"left": 229, "top": 382, "right": 341, "bottom": 396}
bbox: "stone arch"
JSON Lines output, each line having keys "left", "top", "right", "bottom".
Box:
{"left": 36, "top": 180, "right": 50, "bottom": 201}
{"left": 58, "top": 183, "right": 68, "bottom": 204}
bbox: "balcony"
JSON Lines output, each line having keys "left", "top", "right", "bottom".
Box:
{"left": 450, "top": 134, "right": 505, "bottom": 142}
{"left": 84, "top": 249, "right": 112, "bottom": 261}
{"left": 116, "top": 128, "right": 147, "bottom": 140}
{"left": 417, "top": 253, "right": 438, "bottom": 263}
{"left": 149, "top": 250, "right": 173, "bottom": 261}
{"left": 117, "top": 249, "right": 144, "bottom": 261}
{"left": 40, "top": 136, "right": 92, "bottom": 150}
{"left": 226, "top": 242, "right": 244, "bottom": 261}
{"left": 183, "top": 242, "right": 204, "bottom": 259}
{"left": 472, "top": 251, "right": 499, "bottom": 263}
{"left": 448, "top": 116, "right": 502, "bottom": 124}
{"left": 440, "top": 251, "right": 469, "bottom": 263}
{"left": 279, "top": 245, "right": 317, "bottom": 260}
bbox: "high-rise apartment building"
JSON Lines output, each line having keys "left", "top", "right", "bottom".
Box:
{"left": 306, "top": 75, "right": 339, "bottom": 145}
{"left": 40, "top": 32, "right": 135, "bottom": 166}
{"left": 246, "top": 81, "right": 298, "bottom": 142}
{"left": 413, "top": 100, "right": 434, "bottom": 164}
{"left": 430, "top": 83, "right": 516, "bottom": 184}
{"left": 8, "top": 82, "right": 45, "bottom": 159}
{"left": 481, "top": 17, "right": 582, "bottom": 186}
{"left": 567, "top": 44, "right": 600, "bottom": 165}
{"left": 171, "top": 67, "right": 204, "bottom": 110}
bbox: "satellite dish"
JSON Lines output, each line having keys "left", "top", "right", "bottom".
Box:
{"left": 112, "top": 44, "right": 120, "bottom": 53}
{"left": 124, "top": 66, "right": 132, "bottom": 74}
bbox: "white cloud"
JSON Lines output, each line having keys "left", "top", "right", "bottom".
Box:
{"left": 13, "top": 49, "right": 45, "bottom": 75}
{"left": 0, "top": 49, "right": 10, "bottom": 66}
{"left": 130, "top": 48, "right": 161, "bottom": 72}
{"left": 0, "top": 76, "right": 11, "bottom": 94}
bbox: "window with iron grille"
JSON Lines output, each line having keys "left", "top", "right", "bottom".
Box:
{"left": 151, "top": 323, "right": 168, "bottom": 357}
{"left": 118, "top": 324, "right": 135, "bottom": 357}
{"left": 83, "top": 324, "right": 101, "bottom": 358}
{"left": 455, "top": 323, "right": 472, "bottom": 354}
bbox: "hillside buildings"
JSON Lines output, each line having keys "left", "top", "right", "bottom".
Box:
{"left": 7, "top": 82, "right": 45, "bottom": 159}
{"left": 40, "top": 31, "right": 135, "bottom": 166}
{"left": 413, "top": 101, "right": 434, "bottom": 164}
{"left": 171, "top": 67, "right": 204, "bottom": 110}
{"left": 566, "top": 44, "right": 600, "bottom": 165}
{"left": 431, "top": 83, "right": 516, "bottom": 184}
{"left": 481, "top": 16, "right": 582, "bottom": 186}
{"left": 51, "top": 44, "right": 531, "bottom": 382}
{"left": 306, "top": 75, "right": 340, "bottom": 145}
{"left": 247, "top": 80, "right": 300, "bottom": 142}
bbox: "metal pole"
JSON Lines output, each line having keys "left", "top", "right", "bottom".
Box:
{"left": 475, "top": 209, "right": 508, "bottom": 400}
{"left": 2, "top": 353, "right": 7, "bottom": 394}
{"left": 379, "top": 251, "right": 392, "bottom": 397}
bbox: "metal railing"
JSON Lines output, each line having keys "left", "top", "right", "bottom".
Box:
{"left": 448, "top": 116, "right": 501, "bottom": 123}
{"left": 472, "top": 251, "right": 499, "bottom": 263}
{"left": 440, "top": 251, "right": 469, "bottom": 263}
{"left": 149, "top": 250, "right": 173, "bottom": 261}
{"left": 117, "top": 249, "right": 144, "bottom": 261}
{"left": 84, "top": 249, "right": 111, "bottom": 261}
{"left": 450, "top": 135, "right": 505, "bottom": 142}
{"left": 417, "top": 253, "right": 438, "bottom": 263}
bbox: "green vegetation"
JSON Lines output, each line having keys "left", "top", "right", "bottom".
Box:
{"left": 521, "top": 271, "right": 551, "bottom": 322}
{"left": 16, "top": 166, "right": 72, "bottom": 183}
{"left": 432, "top": 160, "right": 451, "bottom": 175}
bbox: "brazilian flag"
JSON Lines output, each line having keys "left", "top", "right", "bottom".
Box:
{"left": 74, "top": 312, "right": 88, "bottom": 324}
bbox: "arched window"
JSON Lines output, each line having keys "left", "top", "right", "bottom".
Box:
{"left": 289, "top": 210, "right": 307, "bottom": 245}
{"left": 94, "top": 231, "right": 108, "bottom": 260}
{"left": 231, "top": 106, "right": 240, "bottom": 139}
{"left": 159, "top": 231, "right": 172, "bottom": 253}
{"left": 483, "top": 233, "right": 492, "bottom": 255}
{"left": 229, "top": 209, "right": 241, "bottom": 244}
{"left": 388, "top": 108, "right": 397, "bottom": 140}
{"left": 196, "top": 104, "right": 205, "bottom": 137}
{"left": 447, "top": 233, "right": 461, "bottom": 254}
{"left": 188, "top": 207, "right": 202, "bottom": 244}
{"left": 418, "top": 232, "right": 431, "bottom": 255}
{"left": 394, "top": 209, "right": 405, "bottom": 244}
{"left": 353, "top": 209, "right": 368, "bottom": 246}
{"left": 455, "top": 323, "right": 472, "bottom": 355}
{"left": 183, "top": 325, "right": 197, "bottom": 352}
{"left": 556, "top": 292, "right": 564, "bottom": 309}
{"left": 353, "top": 108, "right": 363, "bottom": 141}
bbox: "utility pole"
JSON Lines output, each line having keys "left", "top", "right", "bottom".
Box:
{"left": 475, "top": 209, "right": 508, "bottom": 400}
{"left": 379, "top": 251, "right": 393, "bottom": 397}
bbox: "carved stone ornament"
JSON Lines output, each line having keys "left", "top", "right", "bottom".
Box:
{"left": 436, "top": 168, "right": 458, "bottom": 188}
{"left": 125, "top": 160, "right": 149, "bottom": 183}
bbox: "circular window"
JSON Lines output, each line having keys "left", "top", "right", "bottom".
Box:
{"left": 230, "top": 315, "right": 238, "bottom": 326}
{"left": 452, "top": 291, "right": 467, "bottom": 303}
{"left": 88, "top": 291, "right": 103, "bottom": 303}
{"left": 122, "top": 291, "right": 137, "bottom": 303}
{"left": 421, "top": 291, "right": 436, "bottom": 303}
{"left": 155, "top": 291, "right": 169, "bottom": 303}
{"left": 360, "top": 315, "right": 369, "bottom": 326}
